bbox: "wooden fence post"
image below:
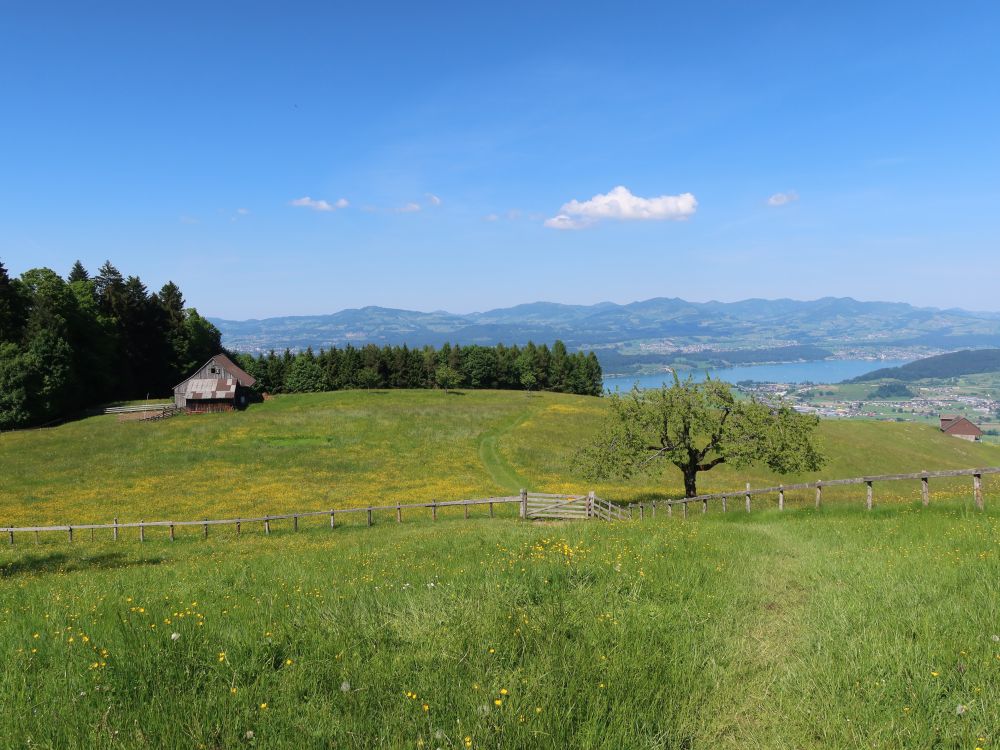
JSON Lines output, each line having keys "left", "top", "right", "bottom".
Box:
{"left": 973, "top": 473, "right": 984, "bottom": 511}
{"left": 745, "top": 482, "right": 751, "bottom": 513}
{"left": 652, "top": 500, "right": 657, "bottom": 518}
{"left": 7, "top": 529, "right": 13, "bottom": 546}
{"left": 778, "top": 485, "right": 784, "bottom": 511}
{"left": 588, "top": 491, "right": 595, "bottom": 519}
{"left": 203, "top": 519, "right": 209, "bottom": 538}
{"left": 921, "top": 472, "right": 929, "bottom": 506}
{"left": 367, "top": 508, "right": 373, "bottom": 527}
{"left": 519, "top": 489, "right": 527, "bottom": 519}
{"left": 293, "top": 515, "right": 298, "bottom": 532}
{"left": 866, "top": 481, "right": 873, "bottom": 511}
{"left": 113, "top": 517, "right": 119, "bottom": 542}
{"left": 139, "top": 521, "right": 145, "bottom": 543}
{"left": 702, "top": 499, "right": 708, "bottom": 514}
{"left": 68, "top": 526, "right": 73, "bottom": 543}
{"left": 639, "top": 504, "right": 645, "bottom": 520}
{"left": 721, "top": 495, "right": 727, "bottom": 513}
{"left": 815, "top": 482, "right": 822, "bottom": 509}
{"left": 234, "top": 522, "right": 239, "bottom": 536}
{"left": 489, "top": 501, "right": 494, "bottom": 518}
{"left": 682, "top": 502, "right": 688, "bottom": 520}
{"left": 397, "top": 503, "right": 402, "bottom": 523}
{"left": 264, "top": 517, "right": 270, "bottom": 535}
{"left": 34, "top": 530, "right": 39, "bottom": 545}
{"left": 329, "top": 510, "right": 335, "bottom": 528}
{"left": 432, "top": 501, "right": 438, "bottom": 521}
{"left": 464, "top": 502, "right": 469, "bottom": 520}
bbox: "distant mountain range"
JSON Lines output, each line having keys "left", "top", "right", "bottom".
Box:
{"left": 210, "top": 296, "right": 1000, "bottom": 358}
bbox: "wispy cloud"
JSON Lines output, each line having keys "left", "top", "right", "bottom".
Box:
{"left": 290, "top": 196, "right": 349, "bottom": 212}
{"left": 425, "top": 193, "right": 442, "bottom": 207}
{"left": 236, "top": 207, "right": 250, "bottom": 215}
{"left": 395, "top": 202, "right": 422, "bottom": 213}
{"left": 545, "top": 185, "right": 697, "bottom": 230}
{"left": 767, "top": 191, "right": 799, "bottom": 207}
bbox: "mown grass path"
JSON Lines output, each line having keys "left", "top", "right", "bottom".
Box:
{"left": 476, "top": 398, "right": 541, "bottom": 493}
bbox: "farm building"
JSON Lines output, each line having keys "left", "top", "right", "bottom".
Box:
{"left": 939, "top": 415, "right": 983, "bottom": 442}
{"left": 173, "top": 354, "right": 257, "bottom": 413}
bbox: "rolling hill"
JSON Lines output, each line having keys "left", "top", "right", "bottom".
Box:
{"left": 851, "top": 348, "right": 1000, "bottom": 382}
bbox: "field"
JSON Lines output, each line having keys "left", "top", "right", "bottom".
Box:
{"left": 3, "top": 390, "right": 1000, "bottom": 528}
{"left": 2, "top": 391, "right": 999, "bottom": 748}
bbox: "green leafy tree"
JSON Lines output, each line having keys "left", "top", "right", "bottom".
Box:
{"left": 435, "top": 364, "right": 462, "bottom": 392}
{"left": 356, "top": 367, "right": 380, "bottom": 391}
{"left": 574, "top": 375, "right": 824, "bottom": 497}
{"left": 0, "top": 342, "right": 31, "bottom": 429}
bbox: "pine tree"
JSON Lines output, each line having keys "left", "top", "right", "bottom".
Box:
{"left": 67, "top": 260, "right": 90, "bottom": 283}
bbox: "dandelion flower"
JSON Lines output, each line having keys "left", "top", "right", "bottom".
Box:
{"left": 499, "top": 688, "right": 508, "bottom": 696}
{"left": 259, "top": 703, "right": 268, "bottom": 710}
{"left": 422, "top": 703, "right": 429, "bottom": 712}
{"left": 494, "top": 699, "right": 502, "bottom": 707}
{"left": 218, "top": 652, "right": 226, "bottom": 663}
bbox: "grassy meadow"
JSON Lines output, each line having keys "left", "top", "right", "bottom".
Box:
{"left": 2, "top": 390, "right": 999, "bottom": 748}
{"left": 2, "top": 389, "right": 999, "bottom": 528}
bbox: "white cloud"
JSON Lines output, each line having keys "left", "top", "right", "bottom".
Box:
{"left": 290, "top": 196, "right": 349, "bottom": 212}
{"left": 544, "top": 185, "right": 697, "bottom": 230}
{"left": 425, "top": 193, "right": 442, "bottom": 207}
{"left": 483, "top": 213, "right": 499, "bottom": 222}
{"left": 395, "top": 202, "right": 422, "bottom": 213}
{"left": 236, "top": 207, "right": 250, "bottom": 215}
{"left": 767, "top": 191, "right": 799, "bottom": 207}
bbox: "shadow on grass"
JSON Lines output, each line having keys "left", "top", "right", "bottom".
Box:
{"left": 0, "top": 551, "right": 164, "bottom": 579}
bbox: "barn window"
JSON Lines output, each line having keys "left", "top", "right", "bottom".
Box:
{"left": 210, "top": 366, "right": 218, "bottom": 374}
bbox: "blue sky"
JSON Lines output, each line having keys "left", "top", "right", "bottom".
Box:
{"left": 1, "top": 1, "right": 998, "bottom": 319}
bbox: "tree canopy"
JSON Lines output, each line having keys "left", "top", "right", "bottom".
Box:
{"left": 0, "top": 259, "right": 220, "bottom": 430}
{"left": 574, "top": 375, "right": 824, "bottom": 497}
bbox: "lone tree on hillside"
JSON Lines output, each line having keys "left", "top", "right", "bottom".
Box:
{"left": 573, "top": 375, "right": 825, "bottom": 497}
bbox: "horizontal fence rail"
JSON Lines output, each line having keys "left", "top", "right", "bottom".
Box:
{"left": 3, "top": 491, "right": 595, "bottom": 545}
{"left": 650, "top": 465, "right": 997, "bottom": 514}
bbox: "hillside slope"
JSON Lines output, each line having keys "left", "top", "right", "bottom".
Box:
{"left": 2, "top": 390, "right": 998, "bottom": 526}
{"left": 852, "top": 348, "right": 1000, "bottom": 382}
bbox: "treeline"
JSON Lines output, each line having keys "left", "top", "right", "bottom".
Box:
{"left": 234, "top": 341, "right": 603, "bottom": 396}
{"left": 853, "top": 349, "right": 1000, "bottom": 382}
{"left": 0, "top": 260, "right": 220, "bottom": 429}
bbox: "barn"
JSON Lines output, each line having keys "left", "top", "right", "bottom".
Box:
{"left": 939, "top": 415, "right": 983, "bottom": 442}
{"left": 173, "top": 354, "right": 257, "bottom": 413}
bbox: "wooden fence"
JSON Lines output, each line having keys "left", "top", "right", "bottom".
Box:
{"left": 2, "top": 466, "right": 996, "bottom": 546}
{"left": 618, "top": 466, "right": 997, "bottom": 520}
{"left": 1, "top": 491, "right": 599, "bottom": 545}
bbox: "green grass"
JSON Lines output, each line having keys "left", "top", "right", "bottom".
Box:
{"left": 1, "top": 505, "right": 997, "bottom": 748}
{"left": 3, "top": 390, "right": 999, "bottom": 527}
{"left": 2, "top": 391, "right": 1000, "bottom": 748}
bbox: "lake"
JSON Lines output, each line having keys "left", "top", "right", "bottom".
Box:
{"left": 603, "top": 359, "right": 913, "bottom": 390}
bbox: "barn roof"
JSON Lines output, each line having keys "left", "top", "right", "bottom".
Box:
{"left": 940, "top": 415, "right": 983, "bottom": 435}
{"left": 210, "top": 353, "right": 256, "bottom": 387}
{"left": 184, "top": 378, "right": 238, "bottom": 400}
{"left": 173, "top": 353, "right": 257, "bottom": 391}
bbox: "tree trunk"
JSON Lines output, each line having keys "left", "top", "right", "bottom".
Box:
{"left": 683, "top": 468, "right": 698, "bottom": 498}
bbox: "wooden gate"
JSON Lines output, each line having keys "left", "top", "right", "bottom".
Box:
{"left": 522, "top": 492, "right": 625, "bottom": 521}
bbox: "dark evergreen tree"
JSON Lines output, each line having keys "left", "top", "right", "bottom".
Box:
{"left": 67, "top": 260, "right": 90, "bottom": 283}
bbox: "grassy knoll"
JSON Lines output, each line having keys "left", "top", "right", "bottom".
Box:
{"left": 1, "top": 505, "right": 997, "bottom": 748}
{"left": 2, "top": 390, "right": 999, "bottom": 528}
